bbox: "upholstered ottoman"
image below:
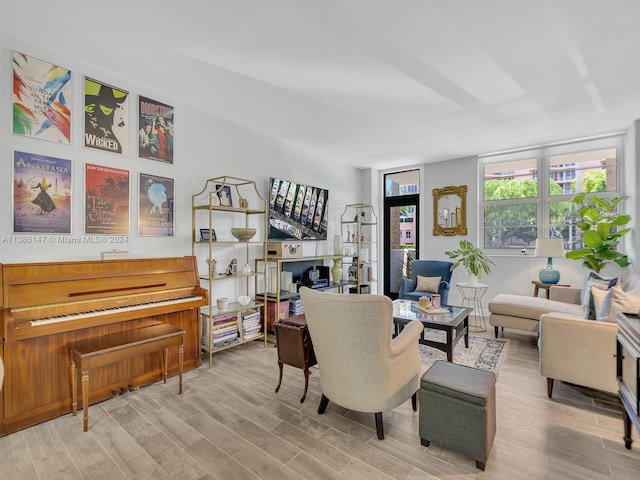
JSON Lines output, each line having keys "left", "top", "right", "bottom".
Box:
{"left": 419, "top": 360, "right": 496, "bottom": 471}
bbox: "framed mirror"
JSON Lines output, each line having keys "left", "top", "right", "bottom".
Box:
{"left": 433, "top": 185, "right": 467, "bottom": 236}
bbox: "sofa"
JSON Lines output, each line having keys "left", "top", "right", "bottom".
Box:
{"left": 488, "top": 286, "right": 583, "bottom": 337}
{"left": 489, "top": 274, "right": 640, "bottom": 397}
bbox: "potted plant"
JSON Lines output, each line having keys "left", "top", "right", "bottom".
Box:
{"left": 565, "top": 193, "right": 631, "bottom": 273}
{"left": 444, "top": 239, "right": 495, "bottom": 283}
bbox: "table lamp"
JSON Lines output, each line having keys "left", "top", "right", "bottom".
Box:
{"left": 534, "top": 238, "right": 565, "bottom": 284}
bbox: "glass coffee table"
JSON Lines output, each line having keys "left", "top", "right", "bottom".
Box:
{"left": 392, "top": 299, "right": 473, "bottom": 362}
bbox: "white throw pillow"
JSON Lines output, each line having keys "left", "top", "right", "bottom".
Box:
{"left": 601, "top": 285, "right": 640, "bottom": 322}
{"left": 416, "top": 275, "right": 441, "bottom": 293}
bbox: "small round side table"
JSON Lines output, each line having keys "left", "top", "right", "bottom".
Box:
{"left": 456, "top": 282, "right": 488, "bottom": 332}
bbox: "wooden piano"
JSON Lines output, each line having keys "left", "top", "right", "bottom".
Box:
{"left": 0, "top": 256, "right": 208, "bottom": 436}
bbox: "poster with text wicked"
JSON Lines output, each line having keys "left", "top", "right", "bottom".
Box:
{"left": 84, "top": 77, "right": 129, "bottom": 155}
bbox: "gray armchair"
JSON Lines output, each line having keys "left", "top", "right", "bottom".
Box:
{"left": 299, "top": 287, "right": 423, "bottom": 440}
{"left": 398, "top": 260, "right": 453, "bottom": 304}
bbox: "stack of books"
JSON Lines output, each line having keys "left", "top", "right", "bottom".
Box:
{"left": 242, "top": 309, "right": 262, "bottom": 340}
{"left": 202, "top": 313, "right": 238, "bottom": 349}
{"left": 289, "top": 297, "right": 304, "bottom": 316}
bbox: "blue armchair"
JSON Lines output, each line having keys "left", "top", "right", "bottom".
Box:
{"left": 398, "top": 260, "right": 453, "bottom": 305}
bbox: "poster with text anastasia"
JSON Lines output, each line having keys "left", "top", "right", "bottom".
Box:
{"left": 138, "top": 173, "right": 174, "bottom": 236}
{"left": 85, "top": 163, "right": 130, "bottom": 235}
{"left": 12, "top": 52, "right": 72, "bottom": 144}
{"left": 13, "top": 151, "right": 72, "bottom": 233}
{"left": 84, "top": 77, "right": 129, "bottom": 155}
{"left": 138, "top": 96, "right": 174, "bottom": 164}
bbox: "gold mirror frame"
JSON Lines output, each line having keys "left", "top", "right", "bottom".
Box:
{"left": 433, "top": 185, "right": 467, "bottom": 236}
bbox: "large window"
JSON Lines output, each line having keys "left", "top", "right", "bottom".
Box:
{"left": 481, "top": 136, "right": 622, "bottom": 251}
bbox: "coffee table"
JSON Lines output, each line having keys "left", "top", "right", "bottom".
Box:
{"left": 392, "top": 299, "right": 472, "bottom": 362}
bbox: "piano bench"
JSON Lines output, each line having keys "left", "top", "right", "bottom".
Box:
{"left": 69, "top": 323, "right": 185, "bottom": 432}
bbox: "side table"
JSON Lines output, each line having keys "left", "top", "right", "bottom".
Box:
{"left": 532, "top": 280, "right": 570, "bottom": 299}
{"left": 457, "top": 282, "right": 488, "bottom": 332}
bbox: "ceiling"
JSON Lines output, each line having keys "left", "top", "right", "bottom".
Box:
{"left": 4, "top": 0, "right": 640, "bottom": 170}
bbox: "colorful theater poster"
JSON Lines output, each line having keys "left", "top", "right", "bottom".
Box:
{"left": 85, "top": 163, "right": 130, "bottom": 235}
{"left": 12, "top": 52, "right": 72, "bottom": 144}
{"left": 138, "top": 96, "right": 174, "bottom": 164}
{"left": 13, "top": 151, "right": 72, "bottom": 233}
{"left": 84, "top": 77, "right": 129, "bottom": 155}
{"left": 138, "top": 173, "right": 174, "bottom": 236}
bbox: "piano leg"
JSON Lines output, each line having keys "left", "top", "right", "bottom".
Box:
{"left": 162, "top": 348, "right": 167, "bottom": 383}
{"left": 81, "top": 370, "right": 89, "bottom": 432}
{"left": 178, "top": 343, "right": 184, "bottom": 395}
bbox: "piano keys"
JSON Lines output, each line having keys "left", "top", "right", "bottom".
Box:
{"left": 0, "top": 256, "right": 207, "bottom": 436}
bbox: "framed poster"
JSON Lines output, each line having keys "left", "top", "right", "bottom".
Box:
{"left": 138, "top": 96, "right": 174, "bottom": 164}
{"left": 12, "top": 51, "right": 71, "bottom": 144}
{"left": 84, "top": 77, "right": 129, "bottom": 155}
{"left": 13, "top": 151, "right": 72, "bottom": 233}
{"left": 85, "top": 163, "right": 130, "bottom": 235}
{"left": 138, "top": 173, "right": 174, "bottom": 236}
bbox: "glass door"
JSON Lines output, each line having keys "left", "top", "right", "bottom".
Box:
{"left": 383, "top": 170, "right": 420, "bottom": 299}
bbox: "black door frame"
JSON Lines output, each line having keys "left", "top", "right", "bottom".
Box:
{"left": 383, "top": 193, "right": 419, "bottom": 298}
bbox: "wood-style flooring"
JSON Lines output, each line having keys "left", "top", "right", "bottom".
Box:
{"left": 0, "top": 328, "right": 639, "bottom": 480}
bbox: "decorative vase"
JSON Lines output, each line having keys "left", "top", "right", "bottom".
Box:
{"left": 331, "top": 259, "right": 342, "bottom": 283}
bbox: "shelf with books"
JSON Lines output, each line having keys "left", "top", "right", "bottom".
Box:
{"left": 192, "top": 176, "right": 268, "bottom": 367}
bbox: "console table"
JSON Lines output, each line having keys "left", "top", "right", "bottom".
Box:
{"left": 616, "top": 312, "right": 640, "bottom": 449}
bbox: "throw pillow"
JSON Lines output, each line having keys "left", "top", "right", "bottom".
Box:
{"left": 601, "top": 285, "right": 640, "bottom": 322}
{"left": 416, "top": 275, "right": 441, "bottom": 293}
{"left": 581, "top": 272, "right": 618, "bottom": 319}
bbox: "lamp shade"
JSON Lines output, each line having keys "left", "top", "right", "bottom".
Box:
{"left": 534, "top": 238, "right": 565, "bottom": 258}
{"left": 534, "top": 238, "right": 565, "bottom": 284}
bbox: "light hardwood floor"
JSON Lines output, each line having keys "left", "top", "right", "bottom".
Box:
{"left": 0, "top": 328, "right": 639, "bottom": 480}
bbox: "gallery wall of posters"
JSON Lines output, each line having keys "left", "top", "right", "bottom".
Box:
{"left": 138, "top": 173, "right": 175, "bottom": 236}
{"left": 138, "top": 96, "right": 174, "bottom": 164}
{"left": 12, "top": 51, "right": 72, "bottom": 144}
{"left": 84, "top": 77, "right": 129, "bottom": 155}
{"left": 13, "top": 151, "right": 72, "bottom": 233}
{"left": 85, "top": 163, "right": 130, "bottom": 235}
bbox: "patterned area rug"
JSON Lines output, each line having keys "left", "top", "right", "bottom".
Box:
{"left": 418, "top": 332, "right": 510, "bottom": 375}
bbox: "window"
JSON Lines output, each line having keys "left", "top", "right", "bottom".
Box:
{"left": 481, "top": 137, "right": 622, "bottom": 251}
{"left": 406, "top": 231, "right": 411, "bottom": 239}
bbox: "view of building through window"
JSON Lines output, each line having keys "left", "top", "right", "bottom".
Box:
{"left": 482, "top": 143, "right": 620, "bottom": 251}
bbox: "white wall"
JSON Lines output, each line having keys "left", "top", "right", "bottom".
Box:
{"left": 0, "top": 34, "right": 362, "bottom": 266}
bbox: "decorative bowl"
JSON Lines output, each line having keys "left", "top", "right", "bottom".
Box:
{"left": 237, "top": 295, "right": 251, "bottom": 306}
{"left": 230, "top": 228, "right": 257, "bottom": 241}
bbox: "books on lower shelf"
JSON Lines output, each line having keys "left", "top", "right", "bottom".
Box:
{"left": 202, "top": 313, "right": 239, "bottom": 348}
{"left": 242, "top": 309, "right": 262, "bottom": 339}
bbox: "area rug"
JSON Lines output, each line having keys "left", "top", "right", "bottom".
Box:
{"left": 418, "top": 333, "right": 510, "bottom": 376}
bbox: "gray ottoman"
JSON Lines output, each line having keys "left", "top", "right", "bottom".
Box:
{"left": 419, "top": 360, "right": 496, "bottom": 471}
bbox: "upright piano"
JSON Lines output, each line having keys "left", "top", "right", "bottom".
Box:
{"left": 0, "top": 256, "right": 207, "bottom": 436}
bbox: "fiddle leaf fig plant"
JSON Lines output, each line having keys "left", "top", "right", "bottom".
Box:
{"left": 565, "top": 193, "right": 631, "bottom": 273}
{"left": 444, "top": 240, "right": 495, "bottom": 281}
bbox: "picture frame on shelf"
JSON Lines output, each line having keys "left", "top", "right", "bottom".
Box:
{"left": 200, "top": 228, "right": 216, "bottom": 242}
{"left": 216, "top": 184, "right": 232, "bottom": 207}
